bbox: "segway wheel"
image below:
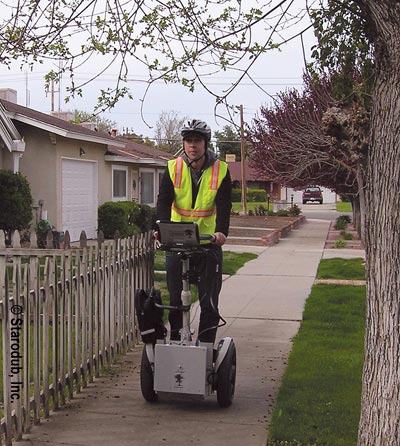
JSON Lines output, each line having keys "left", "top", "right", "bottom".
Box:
{"left": 140, "top": 345, "right": 158, "bottom": 402}
{"left": 216, "top": 342, "right": 236, "bottom": 407}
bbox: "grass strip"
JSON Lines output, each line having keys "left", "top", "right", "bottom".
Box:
{"left": 316, "top": 258, "right": 365, "bottom": 281}
{"left": 154, "top": 250, "right": 257, "bottom": 275}
{"left": 268, "top": 283, "right": 365, "bottom": 446}
{"left": 336, "top": 202, "right": 352, "bottom": 213}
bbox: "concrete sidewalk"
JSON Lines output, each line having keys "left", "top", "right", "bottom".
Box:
{"left": 15, "top": 219, "right": 345, "bottom": 446}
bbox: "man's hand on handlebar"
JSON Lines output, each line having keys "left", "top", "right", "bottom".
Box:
{"left": 213, "top": 232, "right": 227, "bottom": 246}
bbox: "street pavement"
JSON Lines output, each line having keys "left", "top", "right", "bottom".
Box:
{"left": 14, "top": 218, "right": 364, "bottom": 446}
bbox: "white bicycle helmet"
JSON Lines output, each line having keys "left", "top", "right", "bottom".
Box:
{"left": 181, "top": 119, "right": 211, "bottom": 142}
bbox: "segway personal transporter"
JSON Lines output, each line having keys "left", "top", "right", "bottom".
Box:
{"left": 135, "top": 221, "right": 236, "bottom": 407}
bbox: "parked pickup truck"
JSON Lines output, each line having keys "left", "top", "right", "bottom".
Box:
{"left": 302, "top": 187, "right": 323, "bottom": 204}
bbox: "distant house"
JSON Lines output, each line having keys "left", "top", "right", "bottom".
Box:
{"left": 226, "top": 160, "right": 282, "bottom": 200}
{"left": 106, "top": 136, "right": 172, "bottom": 208}
{"left": 0, "top": 89, "right": 172, "bottom": 241}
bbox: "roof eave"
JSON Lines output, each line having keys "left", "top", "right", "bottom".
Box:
{"left": 8, "top": 113, "right": 125, "bottom": 148}
{"left": 104, "top": 155, "right": 167, "bottom": 167}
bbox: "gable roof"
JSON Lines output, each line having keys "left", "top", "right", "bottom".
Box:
{"left": 0, "top": 99, "right": 125, "bottom": 148}
{"left": 0, "top": 101, "right": 24, "bottom": 152}
{"left": 228, "top": 160, "right": 270, "bottom": 182}
{"left": 106, "top": 136, "right": 174, "bottom": 166}
{"left": 0, "top": 98, "right": 174, "bottom": 166}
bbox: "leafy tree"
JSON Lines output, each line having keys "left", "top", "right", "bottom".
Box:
{"left": 214, "top": 125, "right": 242, "bottom": 161}
{"left": 0, "top": 170, "right": 33, "bottom": 244}
{"left": 73, "top": 110, "right": 117, "bottom": 133}
{"left": 154, "top": 111, "right": 186, "bottom": 154}
{"left": 121, "top": 129, "right": 155, "bottom": 147}
{"left": 249, "top": 72, "right": 368, "bottom": 232}
{"left": 0, "top": 2, "right": 306, "bottom": 113}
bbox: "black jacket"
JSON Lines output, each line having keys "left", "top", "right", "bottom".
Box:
{"left": 156, "top": 150, "right": 232, "bottom": 236}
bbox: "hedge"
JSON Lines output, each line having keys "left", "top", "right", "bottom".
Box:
{"left": 98, "top": 201, "right": 156, "bottom": 239}
{"left": 231, "top": 188, "right": 266, "bottom": 203}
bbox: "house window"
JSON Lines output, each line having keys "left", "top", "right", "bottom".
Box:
{"left": 158, "top": 169, "right": 165, "bottom": 191}
{"left": 112, "top": 166, "right": 128, "bottom": 201}
{"left": 140, "top": 169, "right": 155, "bottom": 206}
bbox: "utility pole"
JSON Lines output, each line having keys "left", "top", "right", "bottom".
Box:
{"left": 50, "top": 79, "right": 55, "bottom": 112}
{"left": 240, "top": 104, "right": 247, "bottom": 215}
{"left": 25, "top": 71, "right": 30, "bottom": 107}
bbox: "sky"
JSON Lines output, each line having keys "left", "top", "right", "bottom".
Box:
{"left": 0, "top": 1, "right": 318, "bottom": 141}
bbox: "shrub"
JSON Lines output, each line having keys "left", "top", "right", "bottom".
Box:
{"left": 335, "top": 239, "right": 347, "bottom": 248}
{"left": 247, "top": 189, "right": 266, "bottom": 202}
{"left": 136, "top": 204, "right": 157, "bottom": 232}
{"left": 98, "top": 202, "right": 131, "bottom": 238}
{"left": 0, "top": 170, "right": 33, "bottom": 244}
{"left": 340, "top": 230, "right": 353, "bottom": 240}
{"left": 231, "top": 189, "right": 242, "bottom": 202}
{"left": 35, "top": 219, "right": 53, "bottom": 248}
{"left": 334, "top": 214, "right": 351, "bottom": 230}
{"left": 288, "top": 204, "right": 301, "bottom": 216}
{"left": 276, "top": 209, "right": 289, "bottom": 217}
{"left": 339, "top": 214, "right": 352, "bottom": 224}
{"left": 98, "top": 201, "right": 156, "bottom": 239}
{"left": 254, "top": 205, "right": 266, "bottom": 216}
{"left": 231, "top": 189, "right": 267, "bottom": 203}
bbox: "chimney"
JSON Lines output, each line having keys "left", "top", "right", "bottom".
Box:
{"left": 80, "top": 122, "right": 97, "bottom": 131}
{"left": 0, "top": 88, "right": 18, "bottom": 104}
{"left": 51, "top": 110, "right": 75, "bottom": 122}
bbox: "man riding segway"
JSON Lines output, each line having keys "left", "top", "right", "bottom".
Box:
{"left": 156, "top": 119, "right": 232, "bottom": 344}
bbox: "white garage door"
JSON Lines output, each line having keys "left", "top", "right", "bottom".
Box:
{"left": 62, "top": 159, "right": 98, "bottom": 241}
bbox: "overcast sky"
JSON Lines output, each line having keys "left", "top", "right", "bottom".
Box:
{"left": 0, "top": 1, "right": 318, "bottom": 140}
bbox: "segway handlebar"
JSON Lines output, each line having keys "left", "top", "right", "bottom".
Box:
{"left": 200, "top": 234, "right": 216, "bottom": 243}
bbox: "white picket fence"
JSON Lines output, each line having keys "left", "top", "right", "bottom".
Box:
{"left": 0, "top": 229, "right": 154, "bottom": 445}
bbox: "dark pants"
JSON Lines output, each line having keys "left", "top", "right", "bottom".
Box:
{"left": 166, "top": 245, "right": 223, "bottom": 344}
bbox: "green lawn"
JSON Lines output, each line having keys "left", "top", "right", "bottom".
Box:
{"left": 154, "top": 250, "right": 257, "bottom": 275}
{"left": 268, "top": 258, "right": 366, "bottom": 446}
{"left": 317, "top": 258, "right": 365, "bottom": 281}
{"left": 336, "top": 201, "right": 352, "bottom": 213}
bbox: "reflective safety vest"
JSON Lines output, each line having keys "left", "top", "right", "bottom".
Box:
{"left": 168, "top": 157, "right": 228, "bottom": 238}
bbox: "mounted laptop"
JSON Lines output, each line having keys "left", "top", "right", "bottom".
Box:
{"left": 156, "top": 221, "right": 200, "bottom": 247}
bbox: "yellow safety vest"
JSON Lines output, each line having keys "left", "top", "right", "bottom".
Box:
{"left": 168, "top": 157, "right": 228, "bottom": 238}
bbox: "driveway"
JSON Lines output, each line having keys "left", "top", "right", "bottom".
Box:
{"left": 299, "top": 203, "right": 352, "bottom": 221}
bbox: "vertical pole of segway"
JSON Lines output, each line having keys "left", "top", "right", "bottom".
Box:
{"left": 181, "top": 256, "right": 191, "bottom": 342}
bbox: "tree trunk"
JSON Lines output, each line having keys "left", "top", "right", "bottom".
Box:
{"left": 358, "top": 2, "right": 400, "bottom": 444}
{"left": 356, "top": 164, "right": 366, "bottom": 244}
{"left": 352, "top": 194, "right": 361, "bottom": 234}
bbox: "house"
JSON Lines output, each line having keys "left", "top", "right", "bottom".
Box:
{"left": 106, "top": 136, "right": 172, "bottom": 207}
{"left": 0, "top": 89, "right": 173, "bottom": 241}
{"left": 226, "top": 160, "right": 282, "bottom": 200}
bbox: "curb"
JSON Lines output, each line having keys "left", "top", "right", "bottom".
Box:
{"left": 261, "top": 215, "right": 306, "bottom": 246}
{"left": 314, "top": 279, "right": 366, "bottom": 286}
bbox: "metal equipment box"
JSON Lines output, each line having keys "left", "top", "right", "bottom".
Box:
{"left": 154, "top": 344, "right": 209, "bottom": 396}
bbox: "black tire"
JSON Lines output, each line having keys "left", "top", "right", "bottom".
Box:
{"left": 319, "top": 200, "right": 323, "bottom": 204}
{"left": 302, "top": 200, "right": 306, "bottom": 204}
{"left": 140, "top": 345, "right": 158, "bottom": 402}
{"left": 216, "top": 342, "right": 236, "bottom": 407}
